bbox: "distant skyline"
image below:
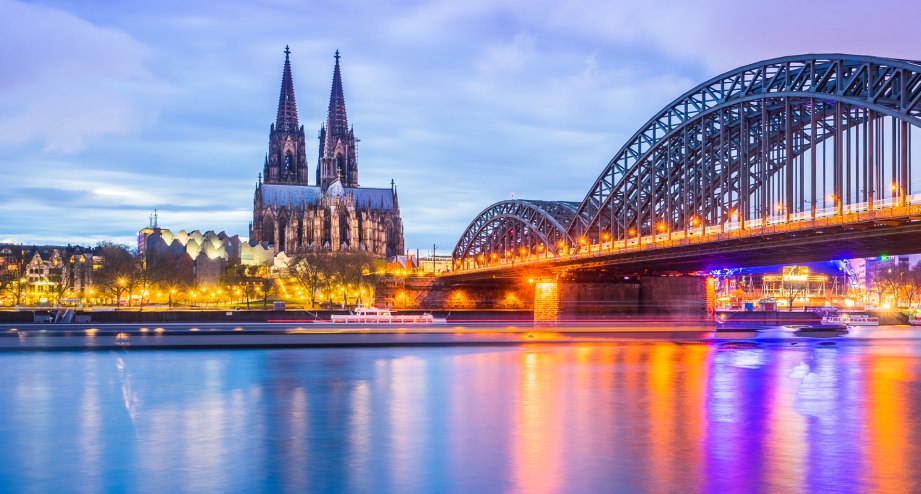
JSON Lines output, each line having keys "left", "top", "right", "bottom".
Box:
{"left": 2, "top": 0, "right": 919, "bottom": 254}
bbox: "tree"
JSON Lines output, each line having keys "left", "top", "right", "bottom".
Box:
{"left": 143, "top": 250, "right": 194, "bottom": 307}
{"left": 286, "top": 252, "right": 328, "bottom": 308}
{"left": 219, "top": 264, "right": 258, "bottom": 309}
{"left": 324, "top": 251, "right": 383, "bottom": 307}
{"left": 251, "top": 265, "right": 276, "bottom": 308}
{"left": 874, "top": 268, "right": 902, "bottom": 307}
{"left": 901, "top": 262, "right": 921, "bottom": 309}
{"left": 93, "top": 242, "right": 138, "bottom": 306}
{"left": 0, "top": 246, "right": 29, "bottom": 306}
{"left": 779, "top": 266, "right": 808, "bottom": 311}
{"left": 46, "top": 264, "right": 73, "bottom": 306}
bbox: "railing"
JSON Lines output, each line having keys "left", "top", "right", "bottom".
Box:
{"left": 453, "top": 196, "right": 921, "bottom": 274}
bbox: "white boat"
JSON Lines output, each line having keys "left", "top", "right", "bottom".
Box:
{"left": 331, "top": 305, "right": 446, "bottom": 324}
{"left": 822, "top": 313, "right": 879, "bottom": 327}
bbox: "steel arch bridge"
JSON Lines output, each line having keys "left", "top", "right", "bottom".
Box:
{"left": 452, "top": 200, "right": 586, "bottom": 263}
{"left": 453, "top": 54, "right": 921, "bottom": 273}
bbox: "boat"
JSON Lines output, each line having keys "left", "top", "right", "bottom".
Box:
{"left": 794, "top": 325, "right": 849, "bottom": 337}
{"left": 822, "top": 313, "right": 879, "bottom": 327}
{"left": 716, "top": 310, "right": 823, "bottom": 331}
{"left": 330, "top": 305, "right": 446, "bottom": 324}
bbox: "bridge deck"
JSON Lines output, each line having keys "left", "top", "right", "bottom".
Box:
{"left": 447, "top": 201, "right": 921, "bottom": 279}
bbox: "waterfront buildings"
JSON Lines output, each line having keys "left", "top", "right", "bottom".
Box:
{"left": 137, "top": 213, "right": 274, "bottom": 286}
{"left": 0, "top": 244, "right": 97, "bottom": 305}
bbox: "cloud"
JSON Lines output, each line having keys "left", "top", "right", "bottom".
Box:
{"left": 527, "top": 0, "right": 921, "bottom": 72}
{"left": 4, "top": 0, "right": 916, "bottom": 253}
{"left": 476, "top": 32, "right": 537, "bottom": 74}
{"left": 0, "top": 0, "right": 163, "bottom": 153}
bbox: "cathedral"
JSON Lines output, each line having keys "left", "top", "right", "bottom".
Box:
{"left": 250, "top": 48, "right": 404, "bottom": 258}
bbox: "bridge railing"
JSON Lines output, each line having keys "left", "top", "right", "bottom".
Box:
{"left": 451, "top": 197, "right": 921, "bottom": 273}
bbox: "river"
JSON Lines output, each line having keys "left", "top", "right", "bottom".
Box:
{"left": 0, "top": 325, "right": 918, "bottom": 493}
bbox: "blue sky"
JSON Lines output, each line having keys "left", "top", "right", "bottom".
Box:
{"left": 1, "top": 0, "right": 918, "bottom": 254}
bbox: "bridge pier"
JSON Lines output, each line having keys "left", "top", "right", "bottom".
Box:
{"left": 547, "top": 275, "right": 707, "bottom": 322}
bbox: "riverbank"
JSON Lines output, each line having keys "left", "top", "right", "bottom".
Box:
{"left": 0, "top": 321, "right": 912, "bottom": 351}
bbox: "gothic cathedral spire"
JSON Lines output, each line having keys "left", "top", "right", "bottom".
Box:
{"left": 264, "top": 45, "right": 309, "bottom": 185}
{"left": 318, "top": 50, "right": 359, "bottom": 190}
{"left": 276, "top": 45, "right": 299, "bottom": 132}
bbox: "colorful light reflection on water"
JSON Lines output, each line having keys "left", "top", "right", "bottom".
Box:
{"left": 0, "top": 339, "right": 919, "bottom": 492}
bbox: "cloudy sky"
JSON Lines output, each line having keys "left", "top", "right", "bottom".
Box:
{"left": 1, "top": 0, "right": 918, "bottom": 254}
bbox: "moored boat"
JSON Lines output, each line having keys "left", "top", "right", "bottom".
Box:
{"left": 716, "top": 310, "right": 823, "bottom": 331}
{"left": 822, "top": 313, "right": 879, "bottom": 327}
{"left": 331, "top": 305, "right": 446, "bottom": 324}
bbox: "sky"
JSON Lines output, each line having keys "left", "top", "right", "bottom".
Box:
{"left": 1, "top": 0, "right": 919, "bottom": 255}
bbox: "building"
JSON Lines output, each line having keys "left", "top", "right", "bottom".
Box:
{"left": 0, "top": 244, "right": 96, "bottom": 305}
{"left": 713, "top": 262, "right": 851, "bottom": 309}
{"left": 137, "top": 213, "right": 274, "bottom": 286}
{"left": 250, "top": 48, "right": 404, "bottom": 258}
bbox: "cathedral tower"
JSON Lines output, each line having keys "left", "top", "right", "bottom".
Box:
{"left": 318, "top": 51, "right": 359, "bottom": 190}
{"left": 251, "top": 48, "right": 403, "bottom": 259}
{"left": 263, "top": 46, "right": 309, "bottom": 185}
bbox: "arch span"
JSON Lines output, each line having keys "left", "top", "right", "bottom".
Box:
{"left": 572, "top": 54, "right": 921, "bottom": 243}
{"left": 452, "top": 200, "right": 585, "bottom": 268}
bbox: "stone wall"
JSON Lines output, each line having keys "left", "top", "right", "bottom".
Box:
{"left": 375, "top": 276, "right": 532, "bottom": 310}
{"left": 373, "top": 274, "right": 706, "bottom": 320}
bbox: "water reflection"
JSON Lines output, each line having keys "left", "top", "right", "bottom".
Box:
{"left": 0, "top": 340, "right": 919, "bottom": 492}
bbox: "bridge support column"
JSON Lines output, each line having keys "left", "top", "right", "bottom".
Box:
{"left": 533, "top": 279, "right": 560, "bottom": 324}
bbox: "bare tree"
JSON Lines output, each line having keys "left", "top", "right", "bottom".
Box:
{"left": 873, "top": 268, "right": 902, "bottom": 307}
{"left": 46, "top": 264, "right": 73, "bottom": 306}
{"left": 779, "top": 266, "right": 808, "bottom": 311}
{"left": 287, "top": 252, "right": 327, "bottom": 308}
{"left": 219, "top": 264, "right": 259, "bottom": 308}
{"left": 252, "top": 265, "right": 276, "bottom": 309}
{"left": 93, "top": 242, "right": 138, "bottom": 306}
{"left": 902, "top": 262, "right": 921, "bottom": 309}
{"left": 144, "top": 251, "right": 194, "bottom": 307}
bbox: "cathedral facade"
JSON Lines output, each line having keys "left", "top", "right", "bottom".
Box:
{"left": 250, "top": 48, "right": 404, "bottom": 258}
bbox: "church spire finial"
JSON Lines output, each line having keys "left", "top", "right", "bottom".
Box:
{"left": 326, "top": 50, "right": 348, "bottom": 141}
{"left": 276, "top": 45, "right": 299, "bottom": 132}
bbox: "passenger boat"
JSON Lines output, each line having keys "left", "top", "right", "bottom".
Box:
{"left": 822, "top": 313, "right": 879, "bottom": 326}
{"left": 331, "top": 305, "right": 446, "bottom": 324}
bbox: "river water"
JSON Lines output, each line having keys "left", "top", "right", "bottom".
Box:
{"left": 0, "top": 330, "right": 919, "bottom": 493}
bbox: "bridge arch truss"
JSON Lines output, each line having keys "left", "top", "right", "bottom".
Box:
{"left": 452, "top": 54, "right": 921, "bottom": 271}
{"left": 452, "top": 200, "right": 584, "bottom": 268}
{"left": 572, "top": 54, "right": 921, "bottom": 245}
